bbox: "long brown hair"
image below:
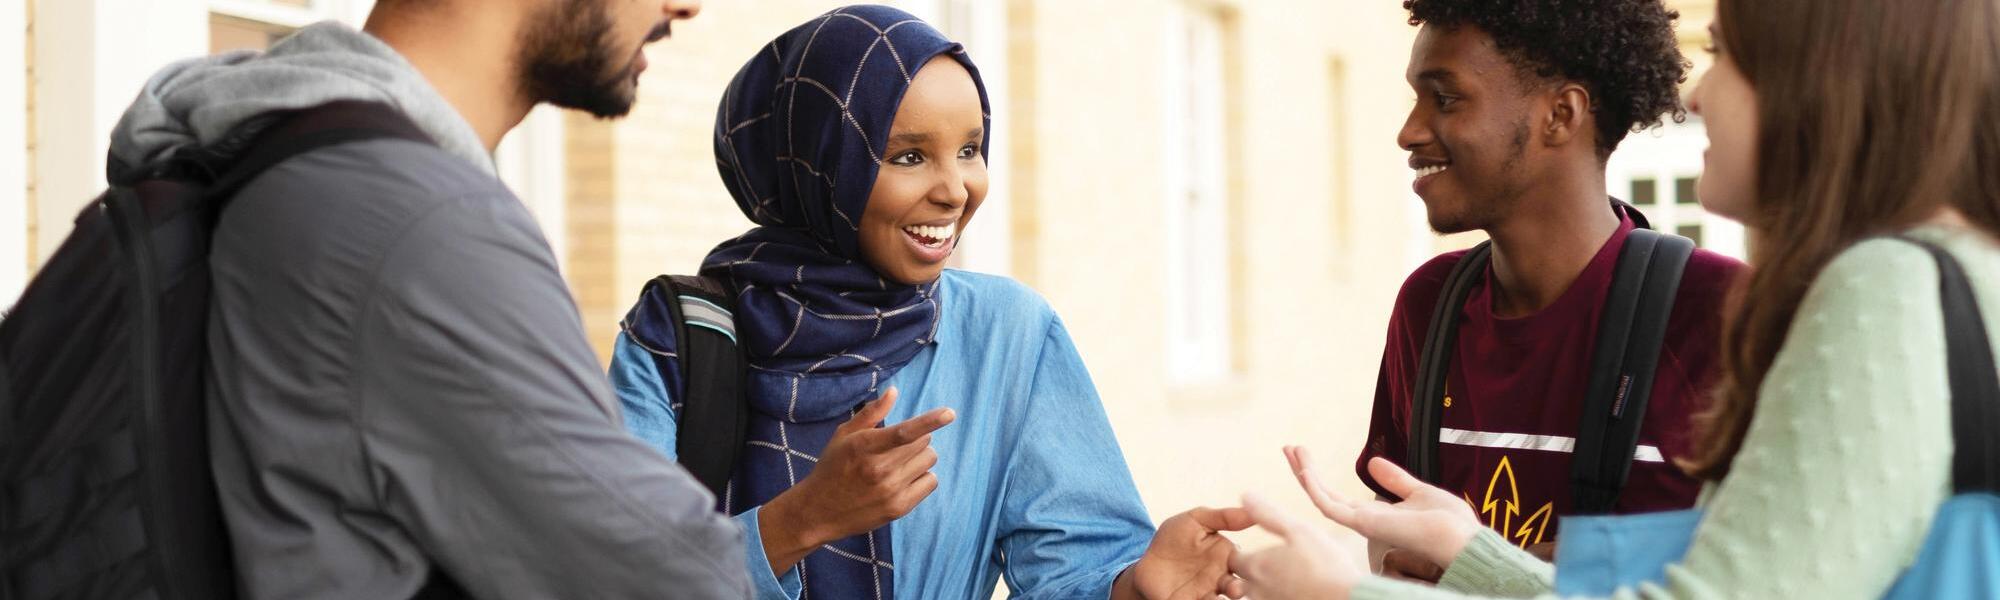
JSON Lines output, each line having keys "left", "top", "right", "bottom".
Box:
{"left": 1683, "top": 0, "right": 2000, "bottom": 480}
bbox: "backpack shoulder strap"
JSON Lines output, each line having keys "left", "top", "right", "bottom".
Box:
{"left": 117, "top": 102, "right": 434, "bottom": 310}
{"left": 1408, "top": 241, "right": 1494, "bottom": 486}
{"left": 1570, "top": 229, "right": 1696, "bottom": 514}
{"left": 658, "top": 275, "right": 748, "bottom": 502}
{"left": 205, "top": 100, "right": 433, "bottom": 202}
{"left": 1895, "top": 236, "right": 2000, "bottom": 494}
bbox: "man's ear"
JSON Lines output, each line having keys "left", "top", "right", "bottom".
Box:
{"left": 1543, "top": 83, "right": 1594, "bottom": 150}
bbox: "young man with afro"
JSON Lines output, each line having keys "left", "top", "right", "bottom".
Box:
{"left": 1343, "top": 0, "right": 1748, "bottom": 580}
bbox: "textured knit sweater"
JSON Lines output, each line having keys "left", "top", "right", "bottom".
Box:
{"left": 1353, "top": 225, "right": 2000, "bottom": 600}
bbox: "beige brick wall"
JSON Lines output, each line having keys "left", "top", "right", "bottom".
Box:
{"left": 565, "top": 1, "right": 843, "bottom": 364}
{"left": 564, "top": 113, "right": 621, "bottom": 364}
{"left": 1000, "top": 0, "right": 1431, "bottom": 549}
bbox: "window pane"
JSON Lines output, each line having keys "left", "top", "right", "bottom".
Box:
{"left": 1630, "top": 178, "right": 1657, "bottom": 205}
{"left": 1163, "top": 5, "right": 1234, "bottom": 382}
{"left": 1677, "top": 224, "right": 1704, "bottom": 246}
{"left": 210, "top": 13, "right": 292, "bottom": 53}
{"left": 1675, "top": 177, "right": 1699, "bottom": 205}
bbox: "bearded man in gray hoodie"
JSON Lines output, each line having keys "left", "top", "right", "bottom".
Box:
{"left": 103, "top": 0, "right": 749, "bottom": 597}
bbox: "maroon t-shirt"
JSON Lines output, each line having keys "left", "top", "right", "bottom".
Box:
{"left": 1356, "top": 210, "right": 1744, "bottom": 548}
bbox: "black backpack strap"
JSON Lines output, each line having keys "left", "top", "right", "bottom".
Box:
{"left": 1406, "top": 198, "right": 1677, "bottom": 508}
{"left": 207, "top": 100, "right": 432, "bottom": 202}
{"left": 1896, "top": 237, "right": 2000, "bottom": 494}
{"left": 1408, "top": 241, "right": 1493, "bottom": 486}
{"left": 658, "top": 275, "right": 749, "bottom": 502}
{"left": 1570, "top": 229, "right": 1696, "bottom": 514}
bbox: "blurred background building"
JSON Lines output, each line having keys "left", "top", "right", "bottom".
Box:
{"left": 1, "top": 0, "right": 1732, "bottom": 573}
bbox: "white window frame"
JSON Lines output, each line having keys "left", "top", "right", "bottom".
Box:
{"left": 31, "top": 0, "right": 205, "bottom": 276}
{"left": 495, "top": 107, "right": 568, "bottom": 268}
{"left": 216, "top": 0, "right": 382, "bottom": 57}
{"left": 207, "top": 0, "right": 373, "bottom": 49}
{"left": 208, "top": 0, "right": 329, "bottom": 30}
{"left": 1161, "top": 3, "right": 1233, "bottom": 384}
{"left": 1606, "top": 118, "right": 1747, "bottom": 260}
{"left": 28, "top": 0, "right": 360, "bottom": 278}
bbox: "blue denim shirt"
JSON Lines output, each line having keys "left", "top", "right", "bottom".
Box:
{"left": 611, "top": 270, "right": 1155, "bottom": 599}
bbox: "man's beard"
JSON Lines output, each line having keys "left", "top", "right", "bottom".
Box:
{"left": 1429, "top": 120, "right": 1531, "bottom": 235}
{"left": 518, "top": 0, "right": 637, "bottom": 119}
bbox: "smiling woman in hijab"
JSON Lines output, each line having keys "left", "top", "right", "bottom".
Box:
{"left": 607, "top": 5, "right": 1249, "bottom": 600}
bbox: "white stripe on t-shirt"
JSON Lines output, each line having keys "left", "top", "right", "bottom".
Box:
{"left": 1439, "top": 427, "right": 1667, "bottom": 463}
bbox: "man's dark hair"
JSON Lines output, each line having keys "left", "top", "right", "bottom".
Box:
{"left": 1406, "top": 0, "right": 1689, "bottom": 156}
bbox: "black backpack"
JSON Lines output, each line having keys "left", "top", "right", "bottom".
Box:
{"left": 621, "top": 275, "right": 750, "bottom": 501}
{"left": 0, "top": 101, "right": 436, "bottom": 600}
{"left": 1406, "top": 201, "right": 1697, "bottom": 515}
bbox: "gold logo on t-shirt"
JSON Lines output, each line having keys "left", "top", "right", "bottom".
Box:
{"left": 1461, "top": 456, "right": 1556, "bottom": 548}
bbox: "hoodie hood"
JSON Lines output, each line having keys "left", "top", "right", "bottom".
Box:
{"left": 108, "top": 21, "right": 492, "bottom": 182}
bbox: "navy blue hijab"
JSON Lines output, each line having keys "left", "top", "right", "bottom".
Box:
{"left": 700, "top": 5, "right": 988, "bottom": 597}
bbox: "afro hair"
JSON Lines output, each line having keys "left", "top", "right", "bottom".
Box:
{"left": 1406, "top": 0, "right": 1690, "bottom": 156}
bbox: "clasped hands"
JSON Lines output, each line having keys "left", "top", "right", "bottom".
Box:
{"left": 1224, "top": 447, "right": 1487, "bottom": 600}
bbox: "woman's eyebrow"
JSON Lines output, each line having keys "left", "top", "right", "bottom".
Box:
{"left": 889, "top": 127, "right": 983, "bottom": 146}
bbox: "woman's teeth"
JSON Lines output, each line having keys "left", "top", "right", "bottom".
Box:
{"left": 903, "top": 222, "right": 956, "bottom": 247}
{"left": 1415, "top": 164, "right": 1449, "bottom": 178}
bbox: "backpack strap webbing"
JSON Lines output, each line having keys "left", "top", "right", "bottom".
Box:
{"left": 208, "top": 101, "right": 432, "bottom": 201}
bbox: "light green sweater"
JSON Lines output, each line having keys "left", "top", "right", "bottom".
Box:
{"left": 1353, "top": 226, "right": 2000, "bottom": 600}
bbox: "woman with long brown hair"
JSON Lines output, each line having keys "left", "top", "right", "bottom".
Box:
{"left": 1228, "top": 0, "right": 2000, "bottom": 597}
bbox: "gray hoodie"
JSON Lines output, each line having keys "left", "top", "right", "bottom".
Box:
{"left": 107, "top": 22, "right": 751, "bottom": 599}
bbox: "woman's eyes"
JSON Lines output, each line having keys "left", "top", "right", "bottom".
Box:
{"left": 889, "top": 144, "right": 980, "bottom": 166}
